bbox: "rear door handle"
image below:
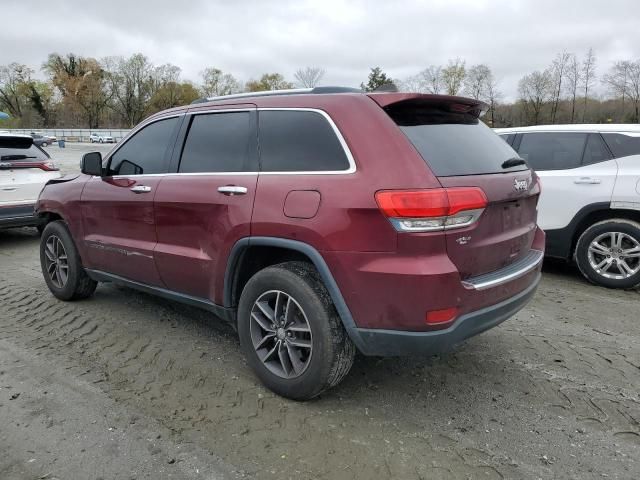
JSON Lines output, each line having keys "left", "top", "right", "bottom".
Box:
{"left": 130, "top": 185, "right": 152, "bottom": 193}
{"left": 574, "top": 177, "right": 601, "bottom": 184}
{"left": 218, "top": 185, "right": 248, "bottom": 196}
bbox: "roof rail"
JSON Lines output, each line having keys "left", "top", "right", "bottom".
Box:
{"left": 190, "top": 86, "right": 363, "bottom": 104}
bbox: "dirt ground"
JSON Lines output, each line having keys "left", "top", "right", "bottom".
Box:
{"left": 0, "top": 143, "right": 639, "bottom": 479}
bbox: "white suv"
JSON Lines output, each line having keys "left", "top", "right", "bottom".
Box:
{"left": 89, "top": 133, "right": 114, "bottom": 143}
{"left": 0, "top": 133, "right": 61, "bottom": 230}
{"left": 496, "top": 125, "right": 640, "bottom": 288}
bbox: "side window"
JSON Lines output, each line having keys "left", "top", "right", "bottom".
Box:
{"left": 179, "top": 112, "right": 253, "bottom": 173}
{"left": 582, "top": 134, "right": 612, "bottom": 166}
{"left": 517, "top": 132, "right": 587, "bottom": 171}
{"left": 109, "top": 117, "right": 179, "bottom": 175}
{"left": 258, "top": 110, "right": 350, "bottom": 172}
{"left": 601, "top": 133, "right": 640, "bottom": 159}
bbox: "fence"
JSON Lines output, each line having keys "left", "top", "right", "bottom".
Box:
{"left": 2, "top": 128, "right": 131, "bottom": 143}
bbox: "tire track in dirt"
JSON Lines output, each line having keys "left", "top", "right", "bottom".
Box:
{"left": 1, "top": 256, "right": 639, "bottom": 479}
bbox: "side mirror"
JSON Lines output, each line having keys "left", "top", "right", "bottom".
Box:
{"left": 81, "top": 152, "right": 103, "bottom": 176}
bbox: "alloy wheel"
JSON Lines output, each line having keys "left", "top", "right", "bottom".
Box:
{"left": 249, "top": 290, "right": 313, "bottom": 379}
{"left": 44, "top": 235, "right": 69, "bottom": 288}
{"left": 588, "top": 231, "right": 640, "bottom": 280}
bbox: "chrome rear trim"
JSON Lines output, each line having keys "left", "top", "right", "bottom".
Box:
{"left": 462, "top": 249, "right": 543, "bottom": 290}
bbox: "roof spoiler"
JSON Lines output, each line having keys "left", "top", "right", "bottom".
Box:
{"left": 367, "top": 93, "right": 488, "bottom": 118}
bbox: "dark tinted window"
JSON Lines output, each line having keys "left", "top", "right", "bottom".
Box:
{"left": 258, "top": 110, "right": 350, "bottom": 171}
{"left": 388, "top": 105, "right": 525, "bottom": 176}
{"left": 179, "top": 112, "right": 253, "bottom": 173}
{"left": 517, "top": 132, "right": 587, "bottom": 171}
{"left": 499, "top": 133, "right": 515, "bottom": 145}
{"left": 0, "top": 141, "right": 49, "bottom": 161}
{"left": 109, "top": 117, "right": 179, "bottom": 175}
{"left": 582, "top": 134, "right": 612, "bottom": 165}
{"left": 602, "top": 133, "right": 640, "bottom": 158}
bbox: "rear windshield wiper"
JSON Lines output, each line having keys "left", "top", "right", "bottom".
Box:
{"left": 501, "top": 157, "right": 527, "bottom": 169}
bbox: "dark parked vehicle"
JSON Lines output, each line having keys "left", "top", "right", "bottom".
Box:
{"left": 36, "top": 88, "right": 544, "bottom": 399}
{"left": 30, "top": 132, "right": 57, "bottom": 147}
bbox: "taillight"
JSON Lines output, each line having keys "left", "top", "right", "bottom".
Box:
{"left": 375, "top": 187, "right": 487, "bottom": 232}
{"left": 39, "top": 161, "right": 59, "bottom": 171}
{"left": 0, "top": 161, "right": 58, "bottom": 171}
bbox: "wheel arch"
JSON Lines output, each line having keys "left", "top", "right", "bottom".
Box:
{"left": 37, "top": 210, "right": 64, "bottom": 226}
{"left": 545, "top": 202, "right": 640, "bottom": 260}
{"left": 224, "top": 237, "right": 364, "bottom": 350}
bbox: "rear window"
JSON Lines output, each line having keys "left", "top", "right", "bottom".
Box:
{"left": 258, "top": 110, "right": 350, "bottom": 172}
{"left": 601, "top": 133, "right": 640, "bottom": 158}
{"left": 387, "top": 105, "right": 525, "bottom": 177}
{"left": 0, "top": 138, "right": 49, "bottom": 162}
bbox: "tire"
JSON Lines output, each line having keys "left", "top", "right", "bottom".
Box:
{"left": 575, "top": 219, "right": 640, "bottom": 289}
{"left": 40, "top": 220, "right": 98, "bottom": 300}
{"left": 237, "top": 261, "right": 355, "bottom": 400}
{"left": 41, "top": 142, "right": 47, "bottom": 147}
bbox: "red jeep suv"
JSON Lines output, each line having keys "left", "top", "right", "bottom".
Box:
{"left": 36, "top": 87, "right": 544, "bottom": 400}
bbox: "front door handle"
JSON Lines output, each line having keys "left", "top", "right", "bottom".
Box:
{"left": 130, "top": 185, "right": 152, "bottom": 193}
{"left": 574, "top": 177, "right": 601, "bottom": 185}
{"left": 218, "top": 185, "right": 248, "bottom": 196}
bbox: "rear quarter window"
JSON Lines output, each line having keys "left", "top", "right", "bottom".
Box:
{"left": 517, "top": 132, "right": 587, "bottom": 171}
{"left": 386, "top": 105, "right": 526, "bottom": 177}
{"left": 601, "top": 133, "right": 640, "bottom": 158}
{"left": 258, "top": 110, "right": 350, "bottom": 172}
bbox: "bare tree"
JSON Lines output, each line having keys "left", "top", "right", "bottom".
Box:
{"left": 627, "top": 61, "right": 640, "bottom": 122}
{"left": 103, "top": 54, "right": 154, "bottom": 127}
{"left": 603, "top": 61, "right": 632, "bottom": 118}
{"left": 441, "top": 59, "right": 466, "bottom": 95}
{"left": 581, "top": 48, "right": 597, "bottom": 122}
{"left": 398, "top": 73, "right": 425, "bottom": 93}
{"left": 200, "top": 67, "right": 240, "bottom": 97}
{"left": 518, "top": 70, "right": 553, "bottom": 125}
{"left": 565, "top": 54, "right": 581, "bottom": 123}
{"left": 464, "top": 64, "right": 491, "bottom": 100}
{"left": 550, "top": 52, "right": 570, "bottom": 123}
{"left": 421, "top": 65, "right": 443, "bottom": 94}
{"left": 294, "top": 67, "right": 325, "bottom": 88}
{"left": 485, "top": 71, "right": 502, "bottom": 127}
{"left": 609, "top": 60, "right": 640, "bottom": 123}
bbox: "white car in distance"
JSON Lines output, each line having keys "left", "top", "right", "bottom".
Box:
{"left": 89, "top": 133, "right": 115, "bottom": 143}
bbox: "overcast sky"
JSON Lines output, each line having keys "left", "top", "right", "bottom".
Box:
{"left": 3, "top": 0, "right": 640, "bottom": 100}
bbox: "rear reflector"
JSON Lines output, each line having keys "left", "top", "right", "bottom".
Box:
{"left": 426, "top": 307, "right": 458, "bottom": 325}
{"left": 375, "top": 187, "right": 487, "bottom": 232}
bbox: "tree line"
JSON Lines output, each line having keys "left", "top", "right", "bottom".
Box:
{"left": 1, "top": 49, "right": 638, "bottom": 129}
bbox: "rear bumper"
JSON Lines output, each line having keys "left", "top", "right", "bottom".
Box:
{"left": 352, "top": 272, "right": 540, "bottom": 356}
{"left": 0, "top": 204, "right": 41, "bottom": 229}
